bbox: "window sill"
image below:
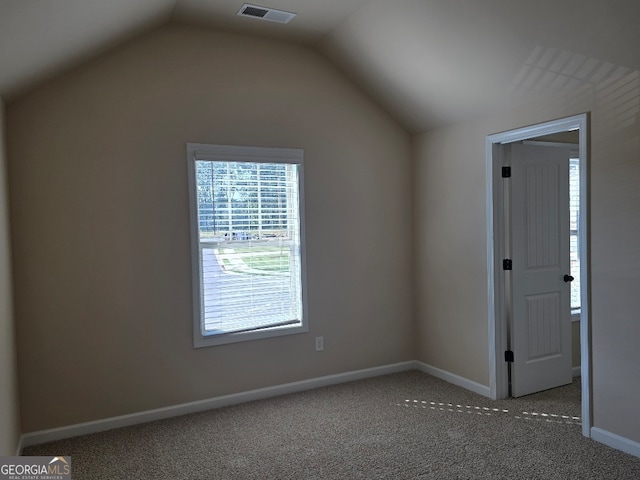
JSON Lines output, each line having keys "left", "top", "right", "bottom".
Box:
{"left": 571, "top": 310, "right": 581, "bottom": 323}
{"left": 194, "top": 322, "right": 308, "bottom": 348}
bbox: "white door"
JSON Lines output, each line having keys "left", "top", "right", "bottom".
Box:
{"left": 509, "top": 143, "right": 573, "bottom": 397}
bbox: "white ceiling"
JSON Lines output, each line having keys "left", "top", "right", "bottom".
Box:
{"left": 2, "top": 0, "right": 640, "bottom": 132}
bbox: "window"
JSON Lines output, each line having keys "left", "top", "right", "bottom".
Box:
{"left": 569, "top": 154, "right": 580, "bottom": 313}
{"left": 187, "top": 144, "right": 307, "bottom": 347}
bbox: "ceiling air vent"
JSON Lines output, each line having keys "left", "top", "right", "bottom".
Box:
{"left": 237, "top": 4, "right": 297, "bottom": 24}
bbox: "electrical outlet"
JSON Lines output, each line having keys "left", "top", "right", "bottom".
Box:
{"left": 315, "top": 336, "right": 324, "bottom": 352}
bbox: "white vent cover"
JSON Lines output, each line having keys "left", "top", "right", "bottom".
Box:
{"left": 237, "top": 3, "right": 297, "bottom": 24}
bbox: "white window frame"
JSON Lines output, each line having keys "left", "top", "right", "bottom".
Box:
{"left": 186, "top": 143, "right": 308, "bottom": 348}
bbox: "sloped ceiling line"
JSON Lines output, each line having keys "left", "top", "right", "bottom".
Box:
{"left": 2, "top": 0, "right": 640, "bottom": 133}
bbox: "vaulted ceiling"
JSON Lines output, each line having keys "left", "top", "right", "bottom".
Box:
{"left": 2, "top": 0, "right": 640, "bottom": 132}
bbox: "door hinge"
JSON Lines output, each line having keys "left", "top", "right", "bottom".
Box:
{"left": 505, "top": 350, "right": 514, "bottom": 362}
{"left": 502, "top": 166, "right": 511, "bottom": 178}
{"left": 502, "top": 259, "right": 512, "bottom": 270}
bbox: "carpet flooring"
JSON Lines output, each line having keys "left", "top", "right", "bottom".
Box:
{"left": 23, "top": 370, "right": 640, "bottom": 479}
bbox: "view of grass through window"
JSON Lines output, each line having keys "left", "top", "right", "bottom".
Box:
{"left": 191, "top": 154, "right": 304, "bottom": 340}
{"left": 217, "top": 246, "right": 290, "bottom": 275}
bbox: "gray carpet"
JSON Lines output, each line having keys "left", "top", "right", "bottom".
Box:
{"left": 23, "top": 370, "right": 640, "bottom": 479}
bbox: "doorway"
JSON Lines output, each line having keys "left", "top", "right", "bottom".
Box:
{"left": 486, "top": 113, "right": 590, "bottom": 438}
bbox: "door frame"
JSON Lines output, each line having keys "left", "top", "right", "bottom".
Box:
{"left": 486, "top": 113, "right": 591, "bottom": 437}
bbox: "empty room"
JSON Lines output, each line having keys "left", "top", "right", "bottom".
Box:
{"left": 1, "top": 1, "right": 640, "bottom": 478}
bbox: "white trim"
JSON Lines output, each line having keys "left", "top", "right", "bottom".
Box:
{"left": 415, "top": 362, "right": 491, "bottom": 398}
{"left": 486, "top": 141, "right": 509, "bottom": 400}
{"left": 572, "top": 366, "right": 581, "bottom": 377}
{"left": 486, "top": 113, "right": 591, "bottom": 437}
{"left": 17, "top": 361, "right": 640, "bottom": 463}
{"left": 186, "top": 143, "right": 309, "bottom": 348}
{"left": 577, "top": 121, "right": 591, "bottom": 438}
{"left": 486, "top": 139, "right": 498, "bottom": 399}
{"left": 19, "top": 362, "right": 416, "bottom": 449}
{"left": 487, "top": 115, "right": 583, "bottom": 144}
{"left": 591, "top": 427, "right": 640, "bottom": 459}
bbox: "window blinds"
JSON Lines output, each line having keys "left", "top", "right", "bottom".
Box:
{"left": 569, "top": 156, "right": 580, "bottom": 310}
{"left": 195, "top": 160, "right": 303, "bottom": 336}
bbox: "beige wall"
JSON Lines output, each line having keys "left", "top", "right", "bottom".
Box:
{"left": 415, "top": 72, "right": 640, "bottom": 443}
{"left": 6, "top": 25, "right": 414, "bottom": 433}
{"left": 0, "top": 98, "right": 20, "bottom": 454}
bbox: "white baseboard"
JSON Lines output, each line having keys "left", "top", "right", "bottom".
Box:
{"left": 19, "top": 361, "right": 416, "bottom": 451}
{"left": 591, "top": 427, "right": 640, "bottom": 459}
{"left": 572, "top": 366, "right": 581, "bottom": 377}
{"left": 414, "top": 361, "right": 491, "bottom": 398}
{"left": 20, "top": 360, "right": 568, "bottom": 452}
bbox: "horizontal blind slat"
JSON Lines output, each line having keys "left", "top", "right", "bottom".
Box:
{"left": 196, "top": 159, "right": 303, "bottom": 335}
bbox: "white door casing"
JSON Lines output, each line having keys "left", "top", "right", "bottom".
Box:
{"left": 486, "top": 113, "right": 590, "bottom": 437}
{"left": 509, "top": 143, "right": 572, "bottom": 397}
